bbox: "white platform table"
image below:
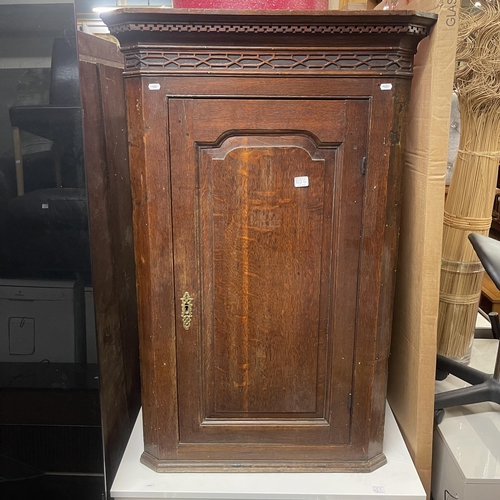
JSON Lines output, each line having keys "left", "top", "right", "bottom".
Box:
{"left": 111, "top": 402, "right": 425, "bottom": 500}
{"left": 432, "top": 338, "right": 500, "bottom": 500}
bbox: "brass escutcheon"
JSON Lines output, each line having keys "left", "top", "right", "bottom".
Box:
{"left": 181, "top": 291, "right": 193, "bottom": 330}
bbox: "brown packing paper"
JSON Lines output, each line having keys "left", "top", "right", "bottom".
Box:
{"left": 375, "top": 0, "right": 459, "bottom": 497}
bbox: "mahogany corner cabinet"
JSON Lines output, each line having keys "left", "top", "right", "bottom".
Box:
{"left": 101, "top": 9, "right": 435, "bottom": 473}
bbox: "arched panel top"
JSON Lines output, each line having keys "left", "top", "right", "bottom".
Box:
{"left": 184, "top": 99, "right": 348, "bottom": 145}
{"left": 198, "top": 133, "right": 339, "bottom": 161}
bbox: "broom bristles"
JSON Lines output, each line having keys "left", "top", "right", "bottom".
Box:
{"left": 438, "top": 1, "right": 500, "bottom": 358}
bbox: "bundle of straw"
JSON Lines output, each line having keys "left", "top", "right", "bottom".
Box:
{"left": 438, "top": 2, "right": 500, "bottom": 358}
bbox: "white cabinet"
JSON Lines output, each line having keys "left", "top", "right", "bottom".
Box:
{"left": 433, "top": 339, "right": 500, "bottom": 500}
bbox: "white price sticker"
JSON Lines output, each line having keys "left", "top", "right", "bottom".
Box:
{"left": 294, "top": 176, "right": 309, "bottom": 188}
{"left": 380, "top": 83, "right": 393, "bottom": 91}
{"left": 148, "top": 83, "right": 161, "bottom": 91}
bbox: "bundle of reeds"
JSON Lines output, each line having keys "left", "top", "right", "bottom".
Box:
{"left": 438, "top": 1, "right": 500, "bottom": 358}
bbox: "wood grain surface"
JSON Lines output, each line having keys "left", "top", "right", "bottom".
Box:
{"left": 78, "top": 31, "right": 141, "bottom": 490}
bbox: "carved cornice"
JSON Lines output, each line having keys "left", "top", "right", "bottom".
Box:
{"left": 111, "top": 22, "right": 429, "bottom": 37}
{"left": 124, "top": 49, "right": 414, "bottom": 77}
{"left": 101, "top": 9, "right": 436, "bottom": 77}
{"left": 102, "top": 9, "right": 436, "bottom": 42}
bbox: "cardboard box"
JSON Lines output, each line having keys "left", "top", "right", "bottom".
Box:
{"left": 375, "top": 0, "right": 459, "bottom": 497}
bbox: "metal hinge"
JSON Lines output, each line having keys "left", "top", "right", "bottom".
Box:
{"left": 348, "top": 393, "right": 352, "bottom": 411}
{"left": 361, "top": 156, "right": 367, "bottom": 176}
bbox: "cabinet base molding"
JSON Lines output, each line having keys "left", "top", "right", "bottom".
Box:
{"left": 141, "top": 452, "right": 387, "bottom": 473}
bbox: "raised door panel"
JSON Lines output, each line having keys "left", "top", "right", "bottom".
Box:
{"left": 204, "top": 135, "right": 333, "bottom": 421}
{"left": 169, "top": 99, "right": 369, "bottom": 452}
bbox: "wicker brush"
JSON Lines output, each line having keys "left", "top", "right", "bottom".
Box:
{"left": 438, "top": 2, "right": 500, "bottom": 358}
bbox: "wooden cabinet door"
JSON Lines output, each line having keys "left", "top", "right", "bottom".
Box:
{"left": 169, "top": 98, "right": 369, "bottom": 452}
